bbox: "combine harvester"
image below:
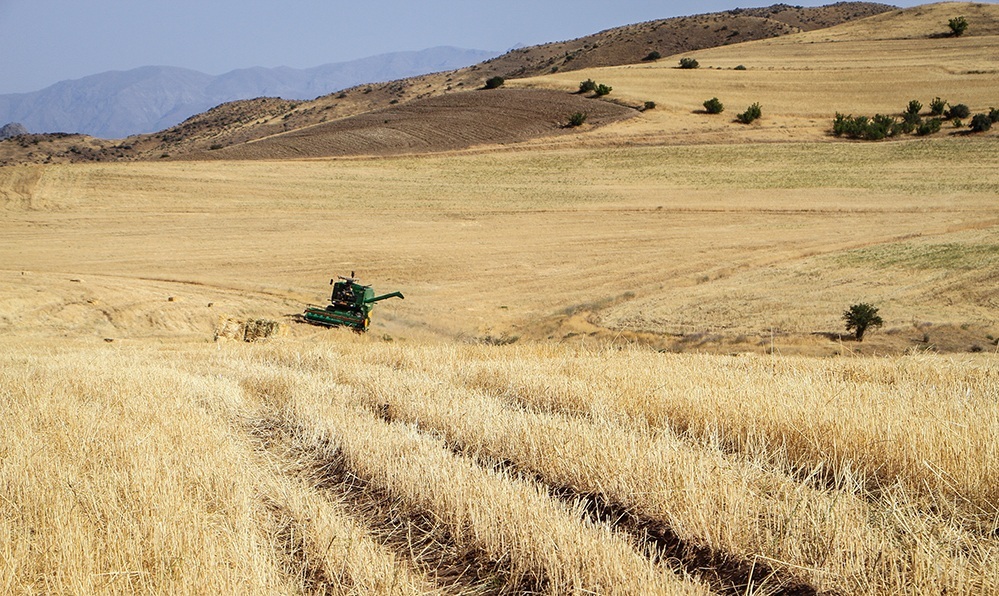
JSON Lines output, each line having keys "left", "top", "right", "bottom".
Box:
{"left": 302, "top": 272, "right": 404, "bottom": 332}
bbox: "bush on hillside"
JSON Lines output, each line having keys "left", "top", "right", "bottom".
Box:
{"left": 643, "top": 51, "right": 662, "bottom": 61}
{"left": 703, "top": 97, "right": 724, "bottom": 114}
{"left": 594, "top": 84, "right": 613, "bottom": 96}
{"left": 833, "top": 113, "right": 902, "bottom": 140}
{"left": 946, "top": 103, "right": 970, "bottom": 119}
{"left": 567, "top": 112, "right": 587, "bottom": 127}
{"left": 905, "top": 100, "right": 922, "bottom": 116}
{"left": 736, "top": 103, "right": 762, "bottom": 124}
{"left": 579, "top": 79, "right": 597, "bottom": 94}
{"left": 948, "top": 16, "right": 969, "bottom": 37}
{"left": 484, "top": 76, "right": 505, "bottom": 89}
{"left": 990, "top": 107, "right": 999, "bottom": 123}
{"left": 679, "top": 57, "right": 700, "bottom": 69}
{"left": 929, "top": 97, "right": 947, "bottom": 116}
{"left": 643, "top": 101, "right": 656, "bottom": 111}
{"left": 734, "top": 64, "right": 747, "bottom": 70}
{"left": 969, "top": 113, "right": 992, "bottom": 132}
{"left": 916, "top": 118, "right": 942, "bottom": 136}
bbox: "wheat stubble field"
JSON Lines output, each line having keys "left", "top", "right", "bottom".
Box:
{"left": 2, "top": 3, "right": 999, "bottom": 594}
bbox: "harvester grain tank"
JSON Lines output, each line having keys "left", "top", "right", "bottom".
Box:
{"left": 302, "top": 272, "right": 403, "bottom": 332}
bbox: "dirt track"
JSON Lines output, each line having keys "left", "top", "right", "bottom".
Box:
{"left": 199, "top": 89, "right": 637, "bottom": 160}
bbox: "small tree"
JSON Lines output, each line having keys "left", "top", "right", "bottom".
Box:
{"left": 905, "top": 99, "right": 922, "bottom": 116}
{"left": 643, "top": 51, "right": 661, "bottom": 61}
{"left": 843, "top": 303, "right": 884, "bottom": 341}
{"left": 929, "top": 97, "right": 947, "bottom": 116}
{"left": 679, "top": 57, "right": 700, "bottom": 69}
{"left": 594, "top": 83, "right": 612, "bottom": 96}
{"left": 703, "top": 97, "right": 724, "bottom": 114}
{"left": 989, "top": 107, "right": 999, "bottom": 123}
{"left": 948, "top": 16, "right": 969, "bottom": 37}
{"left": 969, "top": 113, "right": 992, "bottom": 132}
{"left": 484, "top": 76, "right": 505, "bottom": 89}
{"left": 737, "top": 103, "right": 762, "bottom": 124}
{"left": 579, "top": 79, "right": 597, "bottom": 94}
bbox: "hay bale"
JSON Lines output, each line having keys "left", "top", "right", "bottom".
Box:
{"left": 214, "top": 316, "right": 284, "bottom": 342}
{"left": 243, "top": 318, "right": 282, "bottom": 342}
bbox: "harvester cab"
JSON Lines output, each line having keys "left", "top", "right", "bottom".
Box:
{"left": 302, "top": 272, "right": 404, "bottom": 332}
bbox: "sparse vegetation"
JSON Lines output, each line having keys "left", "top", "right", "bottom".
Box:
{"left": 734, "top": 64, "right": 747, "bottom": 70}
{"left": 679, "top": 57, "right": 700, "bottom": 69}
{"left": 703, "top": 97, "right": 724, "bottom": 114}
{"left": 948, "top": 15, "right": 969, "bottom": 37}
{"left": 594, "top": 83, "right": 612, "bottom": 97}
{"left": 484, "top": 76, "right": 505, "bottom": 89}
{"left": 579, "top": 79, "right": 597, "bottom": 93}
{"left": 643, "top": 51, "right": 661, "bottom": 61}
{"left": 567, "top": 112, "right": 587, "bottom": 127}
{"left": 990, "top": 107, "right": 999, "bottom": 123}
{"left": 736, "top": 102, "right": 762, "bottom": 124}
{"left": 843, "top": 302, "right": 884, "bottom": 341}
{"left": 833, "top": 113, "right": 902, "bottom": 140}
{"left": 643, "top": 101, "right": 656, "bottom": 111}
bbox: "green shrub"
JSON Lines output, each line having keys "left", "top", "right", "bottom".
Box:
{"left": 946, "top": 103, "right": 970, "bottom": 119}
{"left": 643, "top": 101, "right": 656, "bottom": 111}
{"left": 969, "top": 113, "right": 992, "bottom": 132}
{"left": 948, "top": 16, "right": 969, "bottom": 36}
{"left": 734, "top": 64, "right": 747, "bottom": 70}
{"left": 990, "top": 107, "right": 999, "bottom": 123}
{"left": 843, "top": 303, "right": 884, "bottom": 342}
{"left": 916, "top": 118, "right": 942, "bottom": 136}
{"left": 905, "top": 99, "right": 922, "bottom": 116}
{"left": 643, "top": 51, "right": 661, "bottom": 61}
{"left": 679, "top": 57, "right": 700, "bottom": 69}
{"left": 579, "top": 79, "right": 597, "bottom": 93}
{"left": 703, "top": 97, "right": 724, "bottom": 114}
{"left": 952, "top": 118, "right": 963, "bottom": 128}
{"left": 832, "top": 113, "right": 902, "bottom": 140}
{"left": 484, "top": 76, "right": 505, "bottom": 89}
{"left": 736, "top": 103, "right": 762, "bottom": 124}
{"left": 929, "top": 97, "right": 947, "bottom": 116}
{"left": 594, "top": 84, "right": 612, "bottom": 96}
{"left": 567, "top": 112, "right": 587, "bottom": 127}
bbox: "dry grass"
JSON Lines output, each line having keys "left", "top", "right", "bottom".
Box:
{"left": 2, "top": 338, "right": 996, "bottom": 594}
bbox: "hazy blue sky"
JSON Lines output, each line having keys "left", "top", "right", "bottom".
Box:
{"left": 1, "top": 0, "right": 930, "bottom": 95}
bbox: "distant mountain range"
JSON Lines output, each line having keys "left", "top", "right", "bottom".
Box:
{"left": 0, "top": 46, "right": 499, "bottom": 139}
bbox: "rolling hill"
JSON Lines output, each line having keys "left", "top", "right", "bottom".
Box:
{"left": 0, "top": 47, "right": 499, "bottom": 139}
{"left": 0, "top": 2, "right": 895, "bottom": 165}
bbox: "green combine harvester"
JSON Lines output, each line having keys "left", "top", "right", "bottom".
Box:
{"left": 302, "top": 272, "right": 404, "bottom": 332}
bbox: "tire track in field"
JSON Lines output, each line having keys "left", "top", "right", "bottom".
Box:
{"left": 375, "top": 403, "right": 818, "bottom": 596}
{"left": 245, "top": 417, "right": 525, "bottom": 594}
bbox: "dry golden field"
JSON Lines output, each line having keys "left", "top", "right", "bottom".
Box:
{"left": 2, "top": 3, "right": 999, "bottom": 594}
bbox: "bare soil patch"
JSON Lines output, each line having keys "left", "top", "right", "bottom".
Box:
{"left": 197, "top": 89, "right": 636, "bottom": 160}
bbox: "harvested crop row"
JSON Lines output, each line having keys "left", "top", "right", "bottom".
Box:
{"left": 0, "top": 350, "right": 440, "bottom": 595}
{"left": 250, "top": 367, "right": 707, "bottom": 595}
{"left": 336, "top": 354, "right": 997, "bottom": 596}
{"left": 0, "top": 352, "right": 299, "bottom": 593}
{"left": 373, "top": 344, "right": 999, "bottom": 533}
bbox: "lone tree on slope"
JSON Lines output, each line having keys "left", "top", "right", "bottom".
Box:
{"left": 843, "top": 303, "right": 884, "bottom": 341}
